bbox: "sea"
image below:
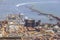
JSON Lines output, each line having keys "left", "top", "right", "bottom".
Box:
{"left": 0, "top": 0, "right": 60, "bottom": 24}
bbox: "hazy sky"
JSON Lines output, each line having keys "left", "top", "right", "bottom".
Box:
{"left": 0, "top": 0, "right": 60, "bottom": 23}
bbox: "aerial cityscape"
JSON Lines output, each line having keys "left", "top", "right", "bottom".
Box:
{"left": 0, "top": 0, "right": 60, "bottom": 40}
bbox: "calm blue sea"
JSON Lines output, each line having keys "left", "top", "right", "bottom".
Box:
{"left": 0, "top": 0, "right": 60, "bottom": 24}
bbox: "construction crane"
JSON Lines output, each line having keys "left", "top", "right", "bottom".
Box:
{"left": 26, "top": 6, "right": 60, "bottom": 22}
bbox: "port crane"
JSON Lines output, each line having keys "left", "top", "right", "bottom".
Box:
{"left": 27, "top": 6, "right": 60, "bottom": 22}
